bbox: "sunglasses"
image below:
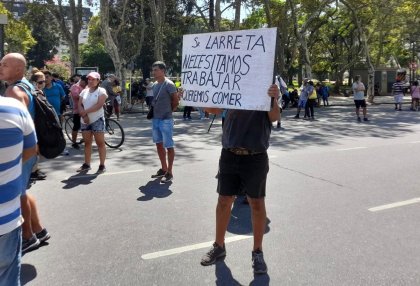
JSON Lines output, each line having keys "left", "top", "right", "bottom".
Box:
{"left": 37, "top": 80, "right": 45, "bottom": 84}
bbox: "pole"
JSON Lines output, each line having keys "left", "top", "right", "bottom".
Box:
{"left": 207, "top": 114, "right": 217, "bottom": 133}
{"left": 0, "top": 25, "right": 4, "bottom": 59}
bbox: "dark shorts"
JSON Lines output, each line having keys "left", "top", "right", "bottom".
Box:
{"left": 72, "top": 114, "right": 81, "bottom": 131}
{"left": 354, "top": 99, "right": 366, "bottom": 108}
{"left": 217, "top": 148, "right": 269, "bottom": 199}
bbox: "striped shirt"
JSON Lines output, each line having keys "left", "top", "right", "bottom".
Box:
{"left": 0, "top": 96, "right": 37, "bottom": 235}
{"left": 392, "top": 81, "right": 405, "bottom": 95}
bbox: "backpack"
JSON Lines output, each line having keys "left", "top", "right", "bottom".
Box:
{"left": 15, "top": 82, "right": 66, "bottom": 159}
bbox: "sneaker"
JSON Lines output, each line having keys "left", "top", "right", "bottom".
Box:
{"left": 30, "top": 170, "right": 46, "bottom": 180}
{"left": 294, "top": 115, "right": 299, "bottom": 119}
{"left": 276, "top": 122, "right": 280, "bottom": 128}
{"left": 363, "top": 117, "right": 369, "bottom": 121}
{"left": 151, "top": 168, "right": 166, "bottom": 178}
{"left": 96, "top": 165, "right": 106, "bottom": 174}
{"left": 357, "top": 117, "right": 361, "bottom": 122}
{"left": 77, "top": 163, "right": 91, "bottom": 172}
{"left": 252, "top": 249, "right": 268, "bottom": 274}
{"left": 161, "top": 172, "right": 173, "bottom": 183}
{"left": 201, "top": 243, "right": 226, "bottom": 266}
{"left": 72, "top": 143, "right": 80, "bottom": 149}
{"left": 22, "top": 234, "right": 40, "bottom": 253}
{"left": 36, "top": 228, "right": 51, "bottom": 243}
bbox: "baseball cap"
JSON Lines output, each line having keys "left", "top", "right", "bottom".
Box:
{"left": 87, "top": 72, "right": 101, "bottom": 80}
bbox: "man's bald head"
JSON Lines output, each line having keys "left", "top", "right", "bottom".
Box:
{"left": 0, "top": 53, "right": 27, "bottom": 83}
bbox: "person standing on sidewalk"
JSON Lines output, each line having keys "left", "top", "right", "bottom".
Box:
{"left": 69, "top": 75, "right": 88, "bottom": 149}
{"left": 200, "top": 84, "right": 280, "bottom": 275}
{"left": 0, "top": 96, "right": 37, "bottom": 285}
{"left": 294, "top": 78, "right": 309, "bottom": 119}
{"left": 149, "top": 61, "right": 179, "bottom": 183}
{"left": 77, "top": 72, "right": 108, "bottom": 174}
{"left": 352, "top": 75, "right": 368, "bottom": 122}
{"left": 392, "top": 72, "right": 406, "bottom": 111}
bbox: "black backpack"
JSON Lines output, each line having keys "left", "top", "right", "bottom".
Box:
{"left": 15, "top": 81, "right": 66, "bottom": 159}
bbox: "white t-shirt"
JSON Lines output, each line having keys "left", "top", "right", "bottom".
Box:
{"left": 80, "top": 87, "right": 108, "bottom": 124}
{"left": 352, "top": 81, "right": 365, "bottom": 100}
{"left": 146, "top": 82, "right": 154, "bottom": 97}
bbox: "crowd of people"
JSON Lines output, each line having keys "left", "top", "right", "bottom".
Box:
{"left": 1, "top": 50, "right": 419, "bottom": 285}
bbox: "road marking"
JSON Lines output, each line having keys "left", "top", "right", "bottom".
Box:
{"left": 65, "top": 169, "right": 143, "bottom": 180}
{"left": 336, "top": 147, "right": 367, "bottom": 151}
{"left": 141, "top": 235, "right": 252, "bottom": 260}
{"left": 368, "top": 198, "right": 420, "bottom": 212}
{"left": 409, "top": 141, "right": 420, "bottom": 144}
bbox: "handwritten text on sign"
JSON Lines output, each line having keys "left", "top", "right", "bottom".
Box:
{"left": 181, "top": 28, "right": 277, "bottom": 111}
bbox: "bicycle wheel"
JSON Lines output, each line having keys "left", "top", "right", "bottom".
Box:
{"left": 64, "top": 116, "right": 74, "bottom": 142}
{"left": 104, "top": 118, "right": 125, "bottom": 148}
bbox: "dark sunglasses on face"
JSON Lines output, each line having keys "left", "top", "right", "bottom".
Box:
{"left": 37, "top": 80, "right": 45, "bottom": 84}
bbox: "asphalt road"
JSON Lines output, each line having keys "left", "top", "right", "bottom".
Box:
{"left": 21, "top": 97, "right": 420, "bottom": 286}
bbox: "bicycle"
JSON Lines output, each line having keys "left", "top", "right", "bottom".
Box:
{"left": 64, "top": 103, "right": 125, "bottom": 149}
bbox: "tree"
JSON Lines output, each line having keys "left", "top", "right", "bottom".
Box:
{"left": 79, "top": 16, "right": 114, "bottom": 74}
{"left": 0, "top": 3, "right": 36, "bottom": 54}
{"left": 99, "top": 0, "right": 147, "bottom": 106}
{"left": 149, "top": 0, "right": 165, "bottom": 60}
{"left": 22, "top": 2, "right": 60, "bottom": 68}
{"left": 39, "top": 0, "right": 85, "bottom": 71}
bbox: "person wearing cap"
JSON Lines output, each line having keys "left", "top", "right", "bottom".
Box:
{"left": 77, "top": 72, "right": 108, "bottom": 173}
{"left": 144, "top": 78, "right": 154, "bottom": 108}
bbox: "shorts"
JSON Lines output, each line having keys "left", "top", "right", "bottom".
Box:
{"left": 152, "top": 118, "right": 174, "bottom": 148}
{"left": 354, "top": 99, "right": 366, "bottom": 108}
{"left": 298, "top": 98, "right": 307, "bottom": 108}
{"left": 217, "top": 148, "right": 269, "bottom": 199}
{"left": 81, "top": 117, "right": 106, "bottom": 132}
{"left": 0, "top": 227, "right": 21, "bottom": 286}
{"left": 72, "top": 114, "right": 81, "bottom": 131}
{"left": 21, "top": 155, "right": 37, "bottom": 195}
{"left": 394, "top": 94, "right": 404, "bottom": 103}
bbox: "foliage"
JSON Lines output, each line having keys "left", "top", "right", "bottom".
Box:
{"left": 0, "top": 3, "right": 36, "bottom": 54}
{"left": 79, "top": 16, "right": 115, "bottom": 74}
{"left": 45, "top": 56, "right": 71, "bottom": 79}
{"left": 21, "top": 2, "right": 61, "bottom": 68}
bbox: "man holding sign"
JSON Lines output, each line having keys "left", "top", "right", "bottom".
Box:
{"left": 183, "top": 27, "right": 280, "bottom": 274}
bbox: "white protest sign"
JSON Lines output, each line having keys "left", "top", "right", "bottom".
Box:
{"left": 180, "top": 27, "right": 277, "bottom": 111}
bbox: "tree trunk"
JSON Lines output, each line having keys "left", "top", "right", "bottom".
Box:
{"left": 263, "top": 0, "right": 273, "bottom": 27}
{"left": 149, "top": 0, "right": 165, "bottom": 60}
{"left": 214, "top": 0, "right": 221, "bottom": 32}
{"left": 99, "top": 0, "right": 126, "bottom": 91}
{"left": 341, "top": 0, "right": 375, "bottom": 102}
{"left": 209, "top": 0, "right": 215, "bottom": 31}
{"left": 233, "top": 0, "right": 241, "bottom": 30}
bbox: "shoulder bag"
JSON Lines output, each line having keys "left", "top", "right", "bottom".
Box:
{"left": 147, "top": 80, "right": 167, "bottom": 120}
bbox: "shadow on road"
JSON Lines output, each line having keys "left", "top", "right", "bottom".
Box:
{"left": 20, "top": 264, "right": 37, "bottom": 285}
{"left": 137, "top": 179, "right": 173, "bottom": 201}
{"left": 61, "top": 172, "right": 98, "bottom": 189}
{"left": 215, "top": 260, "right": 243, "bottom": 286}
{"left": 249, "top": 273, "right": 270, "bottom": 286}
{"left": 228, "top": 197, "right": 271, "bottom": 235}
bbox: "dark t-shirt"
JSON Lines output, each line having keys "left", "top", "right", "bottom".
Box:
{"left": 222, "top": 110, "right": 271, "bottom": 152}
{"left": 152, "top": 78, "right": 177, "bottom": 119}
